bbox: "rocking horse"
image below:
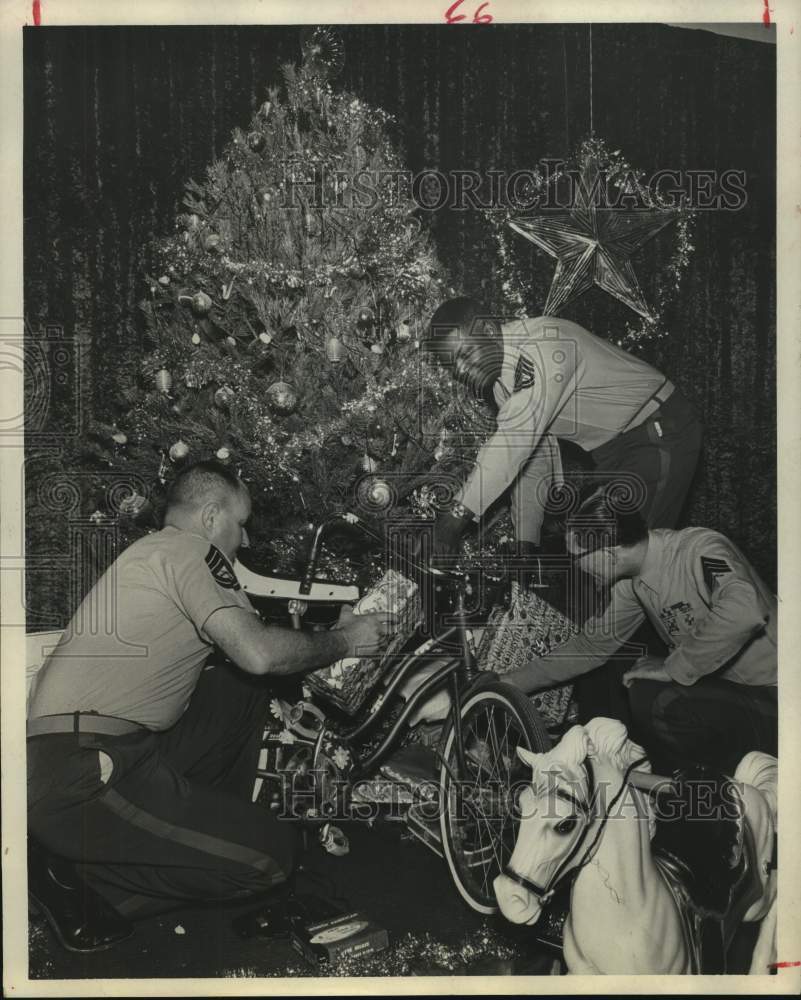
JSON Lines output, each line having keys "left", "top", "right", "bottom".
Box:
{"left": 493, "top": 718, "right": 777, "bottom": 975}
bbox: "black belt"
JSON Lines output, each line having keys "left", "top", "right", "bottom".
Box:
{"left": 27, "top": 712, "right": 146, "bottom": 738}
{"left": 618, "top": 378, "right": 675, "bottom": 434}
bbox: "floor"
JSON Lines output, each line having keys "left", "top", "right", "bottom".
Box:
{"left": 27, "top": 813, "right": 761, "bottom": 982}
{"left": 28, "top": 817, "right": 556, "bottom": 981}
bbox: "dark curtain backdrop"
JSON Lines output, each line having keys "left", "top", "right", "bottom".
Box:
{"left": 23, "top": 24, "right": 776, "bottom": 627}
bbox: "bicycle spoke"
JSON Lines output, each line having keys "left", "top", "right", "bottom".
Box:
{"left": 444, "top": 690, "right": 546, "bottom": 910}
{"left": 497, "top": 716, "right": 522, "bottom": 847}
{"left": 487, "top": 706, "right": 503, "bottom": 781}
{"left": 472, "top": 805, "right": 503, "bottom": 892}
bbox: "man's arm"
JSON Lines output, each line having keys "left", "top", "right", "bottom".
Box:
{"left": 203, "top": 604, "right": 389, "bottom": 677}
{"left": 504, "top": 581, "right": 646, "bottom": 693}
{"left": 663, "top": 537, "right": 773, "bottom": 685}
{"left": 459, "top": 384, "right": 555, "bottom": 519}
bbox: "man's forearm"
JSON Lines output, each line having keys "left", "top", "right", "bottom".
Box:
{"left": 504, "top": 649, "right": 599, "bottom": 694}
{"left": 258, "top": 624, "right": 351, "bottom": 676}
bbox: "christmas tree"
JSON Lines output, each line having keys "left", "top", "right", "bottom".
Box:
{"left": 79, "top": 30, "right": 489, "bottom": 584}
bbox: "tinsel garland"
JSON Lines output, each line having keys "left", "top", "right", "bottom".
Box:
{"left": 489, "top": 135, "right": 697, "bottom": 349}
{"left": 224, "top": 924, "right": 521, "bottom": 978}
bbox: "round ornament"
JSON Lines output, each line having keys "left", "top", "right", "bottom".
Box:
{"left": 158, "top": 275, "right": 170, "bottom": 286}
{"left": 367, "top": 437, "right": 385, "bottom": 458}
{"left": 155, "top": 368, "right": 173, "bottom": 394}
{"left": 111, "top": 430, "right": 128, "bottom": 446}
{"left": 247, "top": 131, "right": 266, "bottom": 153}
{"left": 169, "top": 439, "right": 190, "bottom": 462}
{"left": 191, "top": 291, "right": 213, "bottom": 316}
{"left": 266, "top": 381, "right": 299, "bottom": 415}
{"left": 356, "top": 308, "right": 375, "bottom": 330}
{"left": 216, "top": 446, "right": 231, "bottom": 461}
{"left": 325, "top": 335, "right": 345, "bottom": 363}
{"left": 214, "top": 385, "right": 235, "bottom": 408}
{"left": 226, "top": 335, "right": 237, "bottom": 346}
{"left": 259, "top": 331, "right": 273, "bottom": 345}
{"left": 191, "top": 332, "right": 201, "bottom": 345}
{"left": 370, "top": 342, "right": 384, "bottom": 355}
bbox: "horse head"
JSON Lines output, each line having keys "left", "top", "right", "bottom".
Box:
{"left": 493, "top": 717, "right": 650, "bottom": 927}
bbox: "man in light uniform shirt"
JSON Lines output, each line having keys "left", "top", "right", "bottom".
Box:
{"left": 27, "top": 461, "right": 391, "bottom": 951}
{"left": 504, "top": 485, "right": 777, "bottom": 773}
{"left": 423, "top": 298, "right": 702, "bottom": 553}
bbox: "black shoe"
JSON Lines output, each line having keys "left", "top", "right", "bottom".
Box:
{"left": 28, "top": 838, "right": 134, "bottom": 953}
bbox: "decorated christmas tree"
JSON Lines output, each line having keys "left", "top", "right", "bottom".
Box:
{"left": 78, "top": 30, "right": 489, "bottom": 584}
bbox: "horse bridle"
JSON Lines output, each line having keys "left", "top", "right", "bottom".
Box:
{"left": 502, "top": 755, "right": 648, "bottom": 904}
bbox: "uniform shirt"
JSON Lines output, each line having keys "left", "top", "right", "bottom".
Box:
{"left": 28, "top": 526, "right": 257, "bottom": 730}
{"left": 460, "top": 316, "right": 671, "bottom": 517}
{"left": 521, "top": 528, "right": 777, "bottom": 689}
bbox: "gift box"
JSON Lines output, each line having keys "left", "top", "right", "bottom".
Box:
{"left": 305, "top": 569, "right": 421, "bottom": 714}
{"left": 475, "top": 583, "right": 579, "bottom": 728}
{"left": 291, "top": 909, "right": 389, "bottom": 966}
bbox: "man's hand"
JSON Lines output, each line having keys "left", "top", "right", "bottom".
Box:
{"left": 429, "top": 504, "right": 476, "bottom": 561}
{"left": 622, "top": 655, "right": 672, "bottom": 688}
{"left": 334, "top": 605, "right": 395, "bottom": 659}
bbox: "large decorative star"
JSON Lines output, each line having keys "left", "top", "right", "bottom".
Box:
{"left": 509, "top": 156, "right": 680, "bottom": 319}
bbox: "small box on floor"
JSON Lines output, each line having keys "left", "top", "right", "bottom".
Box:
{"left": 291, "top": 910, "right": 389, "bottom": 965}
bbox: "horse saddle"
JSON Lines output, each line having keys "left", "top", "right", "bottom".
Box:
{"left": 650, "top": 765, "right": 768, "bottom": 974}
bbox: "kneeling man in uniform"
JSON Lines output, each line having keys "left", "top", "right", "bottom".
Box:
{"left": 27, "top": 460, "right": 391, "bottom": 951}
{"left": 504, "top": 484, "right": 777, "bottom": 774}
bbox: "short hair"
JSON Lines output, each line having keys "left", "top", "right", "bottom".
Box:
{"left": 166, "top": 460, "right": 243, "bottom": 512}
{"left": 566, "top": 482, "right": 648, "bottom": 553}
{"left": 424, "top": 297, "right": 500, "bottom": 359}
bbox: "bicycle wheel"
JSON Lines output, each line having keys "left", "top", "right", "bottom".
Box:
{"left": 439, "top": 681, "right": 552, "bottom": 914}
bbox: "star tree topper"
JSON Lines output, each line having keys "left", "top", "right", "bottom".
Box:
{"left": 509, "top": 153, "right": 681, "bottom": 319}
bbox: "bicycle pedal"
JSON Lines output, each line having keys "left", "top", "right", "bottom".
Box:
{"left": 413, "top": 721, "right": 445, "bottom": 749}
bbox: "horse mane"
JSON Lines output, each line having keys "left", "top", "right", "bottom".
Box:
{"left": 584, "top": 717, "right": 652, "bottom": 775}
{"left": 521, "top": 718, "right": 652, "bottom": 798}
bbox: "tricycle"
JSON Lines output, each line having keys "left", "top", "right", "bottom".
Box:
{"left": 236, "top": 512, "right": 576, "bottom": 915}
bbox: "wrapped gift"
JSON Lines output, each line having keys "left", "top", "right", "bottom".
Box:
{"left": 475, "top": 583, "right": 579, "bottom": 728}
{"left": 305, "top": 569, "right": 421, "bottom": 714}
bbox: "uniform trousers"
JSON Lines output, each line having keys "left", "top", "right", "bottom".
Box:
{"left": 27, "top": 661, "right": 297, "bottom": 918}
{"left": 588, "top": 388, "right": 703, "bottom": 529}
{"left": 509, "top": 388, "right": 702, "bottom": 547}
{"left": 628, "top": 677, "right": 778, "bottom": 775}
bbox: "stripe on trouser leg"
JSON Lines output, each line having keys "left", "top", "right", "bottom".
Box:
{"left": 100, "top": 787, "right": 282, "bottom": 874}
{"left": 649, "top": 444, "right": 671, "bottom": 527}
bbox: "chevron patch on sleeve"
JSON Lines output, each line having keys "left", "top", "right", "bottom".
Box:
{"left": 514, "top": 354, "right": 538, "bottom": 391}
{"left": 701, "top": 556, "right": 733, "bottom": 591}
{"left": 205, "top": 545, "right": 241, "bottom": 590}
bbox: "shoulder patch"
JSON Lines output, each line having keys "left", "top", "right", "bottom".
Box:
{"left": 701, "top": 556, "right": 733, "bottom": 592}
{"left": 205, "top": 545, "right": 241, "bottom": 590}
{"left": 514, "top": 354, "right": 538, "bottom": 392}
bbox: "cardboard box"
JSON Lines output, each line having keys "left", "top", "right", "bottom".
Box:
{"left": 291, "top": 910, "right": 389, "bottom": 965}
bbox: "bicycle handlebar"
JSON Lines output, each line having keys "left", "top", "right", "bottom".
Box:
{"left": 298, "top": 512, "right": 468, "bottom": 595}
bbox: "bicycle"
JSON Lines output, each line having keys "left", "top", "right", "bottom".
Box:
{"left": 236, "top": 512, "right": 558, "bottom": 915}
